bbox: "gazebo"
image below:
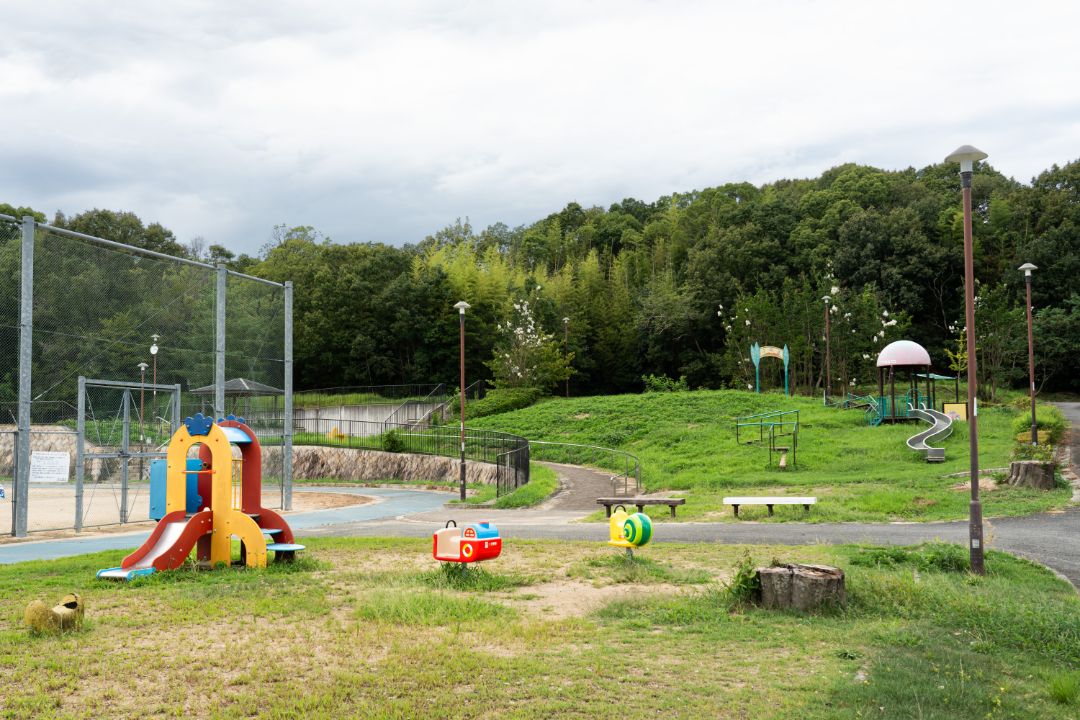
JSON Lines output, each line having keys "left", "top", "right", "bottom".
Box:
{"left": 191, "top": 378, "right": 284, "bottom": 423}
{"left": 876, "top": 340, "right": 935, "bottom": 422}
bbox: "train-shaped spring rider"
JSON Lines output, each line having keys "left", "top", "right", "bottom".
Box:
{"left": 433, "top": 520, "right": 502, "bottom": 564}
{"left": 98, "top": 414, "right": 303, "bottom": 580}
{"left": 608, "top": 505, "right": 653, "bottom": 557}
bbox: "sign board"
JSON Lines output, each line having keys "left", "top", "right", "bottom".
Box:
{"left": 943, "top": 403, "right": 967, "bottom": 421}
{"left": 30, "top": 451, "right": 71, "bottom": 483}
{"left": 759, "top": 346, "right": 784, "bottom": 360}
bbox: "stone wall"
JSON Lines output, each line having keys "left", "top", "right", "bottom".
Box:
{"left": 262, "top": 445, "right": 499, "bottom": 485}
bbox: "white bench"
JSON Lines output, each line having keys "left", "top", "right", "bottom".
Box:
{"left": 723, "top": 496, "right": 816, "bottom": 518}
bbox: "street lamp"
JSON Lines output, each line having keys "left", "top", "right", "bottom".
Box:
{"left": 1019, "top": 262, "right": 1038, "bottom": 445}
{"left": 822, "top": 295, "right": 831, "bottom": 405}
{"left": 453, "top": 301, "right": 470, "bottom": 502}
{"left": 945, "top": 143, "right": 988, "bottom": 575}
{"left": 150, "top": 335, "right": 159, "bottom": 432}
{"left": 137, "top": 362, "right": 148, "bottom": 443}
{"left": 563, "top": 317, "right": 570, "bottom": 398}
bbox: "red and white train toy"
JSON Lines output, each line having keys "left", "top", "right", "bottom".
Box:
{"left": 432, "top": 520, "right": 502, "bottom": 563}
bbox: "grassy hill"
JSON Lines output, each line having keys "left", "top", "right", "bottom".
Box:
{"left": 468, "top": 389, "right": 1071, "bottom": 522}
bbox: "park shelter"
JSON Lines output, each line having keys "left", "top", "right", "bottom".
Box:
{"left": 875, "top": 340, "right": 934, "bottom": 422}
{"left": 191, "top": 378, "right": 283, "bottom": 421}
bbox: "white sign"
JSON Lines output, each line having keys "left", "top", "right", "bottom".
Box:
{"left": 30, "top": 451, "right": 70, "bottom": 483}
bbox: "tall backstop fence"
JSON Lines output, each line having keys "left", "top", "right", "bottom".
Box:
{"left": 0, "top": 213, "right": 293, "bottom": 537}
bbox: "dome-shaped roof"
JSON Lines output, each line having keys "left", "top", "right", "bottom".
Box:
{"left": 876, "top": 340, "right": 931, "bottom": 368}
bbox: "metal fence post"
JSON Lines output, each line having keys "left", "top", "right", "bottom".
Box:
{"left": 76, "top": 376, "right": 85, "bottom": 532}
{"left": 283, "top": 280, "right": 293, "bottom": 511}
{"left": 172, "top": 384, "right": 182, "bottom": 435}
{"left": 215, "top": 263, "right": 226, "bottom": 419}
{"left": 14, "top": 215, "right": 34, "bottom": 537}
{"left": 120, "top": 389, "right": 131, "bottom": 523}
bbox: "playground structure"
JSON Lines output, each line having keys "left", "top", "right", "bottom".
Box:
{"left": 735, "top": 409, "right": 799, "bottom": 469}
{"left": 97, "top": 414, "right": 302, "bottom": 580}
{"left": 608, "top": 505, "right": 653, "bottom": 556}
{"left": 906, "top": 405, "right": 954, "bottom": 462}
{"left": 432, "top": 520, "right": 502, "bottom": 563}
{"left": 750, "top": 343, "right": 790, "bottom": 395}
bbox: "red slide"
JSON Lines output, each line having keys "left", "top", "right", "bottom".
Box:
{"left": 97, "top": 510, "right": 213, "bottom": 580}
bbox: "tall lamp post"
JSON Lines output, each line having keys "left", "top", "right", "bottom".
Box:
{"left": 563, "top": 317, "right": 570, "bottom": 398}
{"left": 1019, "top": 263, "right": 1038, "bottom": 445}
{"left": 137, "top": 362, "right": 148, "bottom": 444}
{"left": 150, "top": 335, "right": 159, "bottom": 434}
{"left": 946, "top": 143, "right": 988, "bottom": 575}
{"left": 822, "top": 295, "right": 831, "bottom": 404}
{"left": 453, "top": 301, "right": 470, "bottom": 501}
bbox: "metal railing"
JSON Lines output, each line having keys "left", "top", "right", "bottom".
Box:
{"left": 288, "top": 384, "right": 446, "bottom": 409}
{"left": 383, "top": 383, "right": 448, "bottom": 430}
{"left": 529, "top": 440, "right": 641, "bottom": 495}
{"left": 259, "top": 415, "right": 530, "bottom": 497}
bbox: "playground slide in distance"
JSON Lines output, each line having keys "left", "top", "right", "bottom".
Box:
{"left": 906, "top": 405, "right": 954, "bottom": 463}
{"left": 97, "top": 510, "right": 213, "bottom": 581}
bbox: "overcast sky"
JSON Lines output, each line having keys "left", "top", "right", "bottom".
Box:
{"left": 2, "top": 1, "right": 1078, "bottom": 255}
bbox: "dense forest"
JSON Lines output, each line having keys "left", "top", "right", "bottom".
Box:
{"left": 4, "top": 157, "right": 1080, "bottom": 401}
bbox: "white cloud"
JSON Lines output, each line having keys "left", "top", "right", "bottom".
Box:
{"left": 1, "top": 0, "right": 1078, "bottom": 252}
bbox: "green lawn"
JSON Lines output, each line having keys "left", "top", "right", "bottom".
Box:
{"left": 2, "top": 539, "right": 1078, "bottom": 718}
{"left": 468, "top": 390, "right": 1072, "bottom": 522}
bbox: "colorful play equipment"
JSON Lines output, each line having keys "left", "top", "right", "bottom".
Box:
{"left": 432, "top": 520, "right": 502, "bottom": 563}
{"left": 906, "top": 405, "right": 954, "bottom": 463}
{"left": 734, "top": 409, "right": 799, "bottom": 469}
{"left": 867, "top": 340, "right": 936, "bottom": 425}
{"left": 98, "top": 414, "right": 302, "bottom": 580}
{"left": 608, "top": 505, "right": 653, "bottom": 554}
{"left": 750, "top": 343, "right": 790, "bottom": 396}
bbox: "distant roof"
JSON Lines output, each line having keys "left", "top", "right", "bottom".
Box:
{"left": 877, "top": 340, "right": 931, "bottom": 368}
{"left": 190, "top": 378, "right": 283, "bottom": 396}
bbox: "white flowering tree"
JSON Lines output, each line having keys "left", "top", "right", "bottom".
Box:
{"left": 485, "top": 298, "right": 573, "bottom": 392}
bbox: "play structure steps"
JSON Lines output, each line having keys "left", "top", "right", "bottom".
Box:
{"left": 906, "top": 404, "right": 954, "bottom": 462}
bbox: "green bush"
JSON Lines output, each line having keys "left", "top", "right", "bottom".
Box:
{"left": 457, "top": 387, "right": 544, "bottom": 420}
{"left": 642, "top": 374, "right": 689, "bottom": 392}
{"left": 848, "top": 542, "right": 969, "bottom": 573}
{"left": 1011, "top": 405, "right": 1066, "bottom": 445}
{"left": 381, "top": 429, "right": 404, "bottom": 453}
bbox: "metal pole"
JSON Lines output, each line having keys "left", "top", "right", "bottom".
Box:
{"left": 120, "top": 389, "right": 131, "bottom": 524}
{"left": 563, "top": 317, "right": 569, "bottom": 398}
{"left": 1025, "top": 273, "right": 1037, "bottom": 445}
{"left": 215, "top": 263, "right": 227, "bottom": 419}
{"left": 75, "top": 376, "right": 85, "bottom": 533}
{"left": 824, "top": 297, "right": 831, "bottom": 404}
{"left": 459, "top": 309, "right": 467, "bottom": 502}
{"left": 960, "top": 170, "right": 984, "bottom": 574}
{"left": 283, "top": 280, "right": 294, "bottom": 510}
{"left": 14, "top": 216, "right": 34, "bottom": 537}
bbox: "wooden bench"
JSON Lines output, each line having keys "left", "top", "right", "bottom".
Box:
{"left": 723, "top": 496, "right": 816, "bottom": 518}
{"left": 597, "top": 497, "right": 686, "bottom": 518}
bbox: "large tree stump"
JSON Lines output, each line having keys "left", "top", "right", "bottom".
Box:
{"left": 757, "top": 564, "right": 845, "bottom": 610}
{"left": 1006, "top": 461, "right": 1056, "bottom": 490}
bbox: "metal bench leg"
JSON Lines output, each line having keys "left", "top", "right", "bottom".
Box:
{"left": 803, "top": 504, "right": 810, "bottom": 512}
{"left": 732, "top": 504, "right": 739, "bottom": 518}
{"left": 605, "top": 504, "right": 612, "bottom": 518}
{"left": 636, "top": 504, "right": 645, "bottom": 514}
{"left": 669, "top": 504, "right": 676, "bottom": 518}
{"left": 767, "top": 504, "right": 774, "bottom": 516}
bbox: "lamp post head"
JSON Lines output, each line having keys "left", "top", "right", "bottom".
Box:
{"left": 149, "top": 343, "right": 158, "bottom": 356}
{"left": 453, "top": 300, "right": 470, "bottom": 315}
{"left": 822, "top": 295, "right": 831, "bottom": 305}
{"left": 1018, "top": 262, "right": 1037, "bottom": 278}
{"left": 563, "top": 317, "right": 569, "bottom": 325}
{"left": 945, "top": 145, "right": 988, "bottom": 173}
{"left": 138, "top": 362, "right": 148, "bottom": 372}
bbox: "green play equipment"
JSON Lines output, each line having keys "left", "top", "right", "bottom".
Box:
{"left": 734, "top": 409, "right": 799, "bottom": 469}
{"left": 749, "top": 343, "right": 790, "bottom": 396}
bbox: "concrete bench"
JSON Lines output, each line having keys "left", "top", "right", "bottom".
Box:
{"left": 597, "top": 497, "right": 686, "bottom": 518}
{"left": 723, "top": 496, "right": 816, "bottom": 518}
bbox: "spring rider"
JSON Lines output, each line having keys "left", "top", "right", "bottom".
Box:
{"left": 432, "top": 520, "right": 502, "bottom": 564}
{"left": 608, "top": 505, "right": 652, "bottom": 558}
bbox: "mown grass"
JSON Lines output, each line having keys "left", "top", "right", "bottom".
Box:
{"left": 2, "top": 539, "right": 1078, "bottom": 719}
{"left": 468, "top": 389, "right": 1072, "bottom": 522}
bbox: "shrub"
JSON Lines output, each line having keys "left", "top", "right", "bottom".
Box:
{"left": 642, "top": 374, "right": 689, "bottom": 392}
{"left": 457, "top": 387, "right": 544, "bottom": 420}
{"left": 723, "top": 554, "right": 761, "bottom": 605}
{"left": 381, "top": 429, "right": 404, "bottom": 453}
{"left": 1011, "top": 405, "right": 1066, "bottom": 445}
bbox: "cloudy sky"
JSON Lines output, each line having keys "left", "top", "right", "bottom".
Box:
{"left": 2, "top": 1, "right": 1078, "bottom": 254}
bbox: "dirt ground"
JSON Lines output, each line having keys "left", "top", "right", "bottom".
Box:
{"left": 0, "top": 486, "right": 370, "bottom": 542}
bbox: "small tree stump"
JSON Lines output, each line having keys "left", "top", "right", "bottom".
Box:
{"left": 1006, "top": 461, "right": 1055, "bottom": 490}
{"left": 757, "top": 564, "right": 845, "bottom": 610}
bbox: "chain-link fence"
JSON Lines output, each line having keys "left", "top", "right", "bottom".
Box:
{"left": 0, "top": 213, "right": 293, "bottom": 536}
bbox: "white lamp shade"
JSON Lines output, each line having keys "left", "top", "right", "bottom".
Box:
{"left": 453, "top": 300, "right": 471, "bottom": 314}
{"left": 945, "top": 145, "right": 988, "bottom": 173}
{"left": 1018, "top": 262, "right": 1037, "bottom": 277}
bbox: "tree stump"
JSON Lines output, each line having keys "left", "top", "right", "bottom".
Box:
{"left": 1006, "top": 461, "right": 1055, "bottom": 490}
{"left": 757, "top": 564, "right": 845, "bottom": 610}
